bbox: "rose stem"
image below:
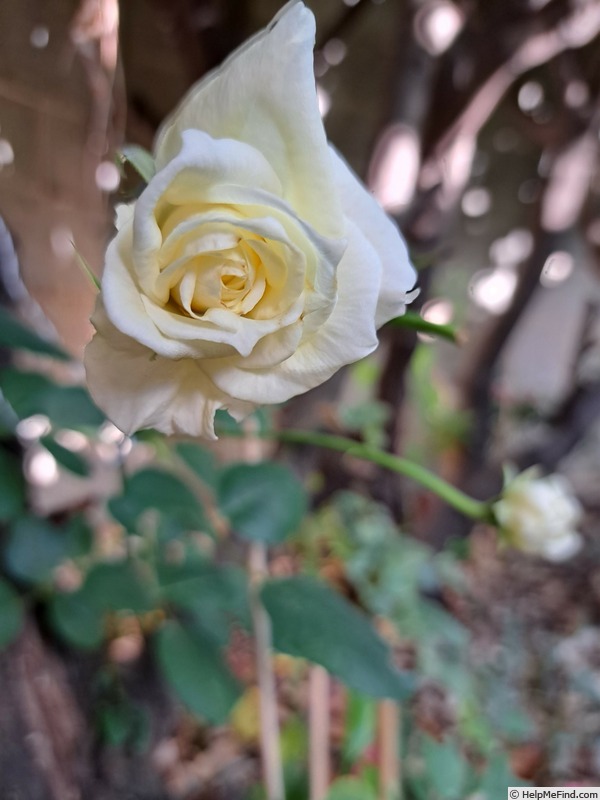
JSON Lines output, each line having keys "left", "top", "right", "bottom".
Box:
{"left": 249, "top": 541, "right": 286, "bottom": 800}
{"left": 269, "top": 430, "right": 494, "bottom": 523}
{"left": 378, "top": 700, "right": 402, "bottom": 800}
{"left": 309, "top": 665, "right": 331, "bottom": 800}
{"left": 242, "top": 423, "right": 285, "bottom": 800}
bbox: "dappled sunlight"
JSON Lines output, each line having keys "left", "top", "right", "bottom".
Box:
{"left": 419, "top": 298, "right": 454, "bottom": 341}
{"left": 414, "top": 1, "right": 464, "bottom": 56}
{"left": 99, "top": 421, "right": 126, "bottom": 444}
{"left": 541, "top": 133, "right": 597, "bottom": 232}
{"left": 461, "top": 187, "right": 492, "bottom": 218}
{"left": 470, "top": 267, "right": 518, "bottom": 314}
{"left": 517, "top": 81, "right": 544, "bottom": 113}
{"left": 0, "top": 138, "right": 14, "bottom": 167}
{"left": 16, "top": 414, "right": 51, "bottom": 441}
{"left": 564, "top": 80, "right": 589, "bottom": 108}
{"left": 540, "top": 251, "right": 574, "bottom": 287}
{"left": 70, "top": 0, "right": 119, "bottom": 71}
{"left": 489, "top": 229, "right": 534, "bottom": 267}
{"left": 95, "top": 160, "right": 120, "bottom": 192}
{"left": 26, "top": 447, "right": 60, "bottom": 487}
{"left": 29, "top": 26, "right": 49, "bottom": 49}
{"left": 322, "top": 38, "right": 347, "bottom": 67}
{"left": 316, "top": 84, "right": 331, "bottom": 118}
{"left": 50, "top": 225, "right": 75, "bottom": 260}
{"left": 369, "top": 123, "right": 420, "bottom": 211}
{"left": 55, "top": 429, "right": 89, "bottom": 452}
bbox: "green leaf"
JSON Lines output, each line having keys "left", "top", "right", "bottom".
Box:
{"left": 0, "top": 306, "right": 70, "bottom": 360}
{"left": 0, "top": 446, "right": 26, "bottom": 522}
{"left": 174, "top": 441, "right": 217, "bottom": 488}
{"left": 479, "top": 753, "right": 528, "bottom": 797}
{"left": 213, "top": 409, "right": 243, "bottom": 436}
{"left": 160, "top": 563, "right": 250, "bottom": 642}
{"left": 96, "top": 698, "right": 149, "bottom": 750}
{"left": 4, "top": 516, "right": 67, "bottom": 584}
{"left": 48, "top": 560, "right": 155, "bottom": 650}
{"left": 342, "top": 692, "right": 377, "bottom": 766}
{"left": 0, "top": 368, "right": 104, "bottom": 428}
{"left": 325, "top": 777, "right": 377, "bottom": 800}
{"left": 109, "top": 467, "right": 209, "bottom": 534}
{"left": 64, "top": 515, "right": 94, "bottom": 558}
{"left": 217, "top": 462, "right": 307, "bottom": 544}
{"left": 48, "top": 589, "right": 104, "bottom": 650}
{"left": 72, "top": 247, "right": 101, "bottom": 291}
{"left": 0, "top": 578, "right": 24, "bottom": 648}
{"left": 83, "top": 561, "right": 155, "bottom": 614}
{"left": 154, "top": 620, "right": 241, "bottom": 724}
{"left": 262, "top": 576, "right": 414, "bottom": 699}
{"left": 422, "top": 737, "right": 468, "bottom": 800}
{"left": 0, "top": 395, "right": 19, "bottom": 438}
{"left": 40, "top": 435, "right": 90, "bottom": 477}
{"left": 120, "top": 144, "right": 156, "bottom": 184}
{"left": 389, "top": 310, "right": 459, "bottom": 343}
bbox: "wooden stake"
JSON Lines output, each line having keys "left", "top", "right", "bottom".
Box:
{"left": 378, "top": 700, "right": 401, "bottom": 800}
{"left": 249, "top": 542, "right": 285, "bottom": 800}
{"left": 309, "top": 665, "right": 331, "bottom": 800}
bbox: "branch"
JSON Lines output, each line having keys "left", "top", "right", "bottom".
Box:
{"left": 316, "top": 0, "right": 370, "bottom": 51}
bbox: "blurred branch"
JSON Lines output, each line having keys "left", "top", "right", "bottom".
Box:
{"left": 517, "top": 381, "right": 600, "bottom": 473}
{"left": 515, "top": 304, "right": 600, "bottom": 471}
{"left": 369, "top": 1, "right": 600, "bottom": 453}
{"left": 316, "top": 0, "right": 370, "bottom": 51}
{"left": 127, "top": 0, "right": 251, "bottom": 141}
{"left": 368, "top": 6, "right": 438, "bottom": 508}
{"left": 147, "top": 0, "right": 208, "bottom": 82}
{"left": 460, "top": 125, "right": 599, "bottom": 467}
{"left": 409, "top": 0, "right": 600, "bottom": 245}
{"left": 425, "top": 104, "right": 600, "bottom": 543}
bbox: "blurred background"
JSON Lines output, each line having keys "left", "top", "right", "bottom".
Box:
{"left": 1, "top": 0, "right": 600, "bottom": 798}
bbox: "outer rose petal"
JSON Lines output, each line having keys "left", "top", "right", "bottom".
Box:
{"left": 84, "top": 305, "right": 254, "bottom": 439}
{"left": 154, "top": 2, "right": 345, "bottom": 239}
{"left": 329, "top": 147, "right": 418, "bottom": 326}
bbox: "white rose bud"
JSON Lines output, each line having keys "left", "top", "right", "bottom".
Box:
{"left": 493, "top": 468, "right": 583, "bottom": 561}
{"left": 84, "top": 1, "right": 417, "bottom": 439}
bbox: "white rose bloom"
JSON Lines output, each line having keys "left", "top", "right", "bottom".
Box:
{"left": 493, "top": 468, "right": 583, "bottom": 561}
{"left": 84, "top": 1, "right": 417, "bottom": 439}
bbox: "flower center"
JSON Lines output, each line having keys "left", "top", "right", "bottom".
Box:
{"left": 155, "top": 225, "right": 269, "bottom": 318}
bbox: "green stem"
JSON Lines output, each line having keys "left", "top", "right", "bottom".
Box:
{"left": 388, "top": 311, "right": 459, "bottom": 343}
{"left": 263, "top": 429, "right": 491, "bottom": 522}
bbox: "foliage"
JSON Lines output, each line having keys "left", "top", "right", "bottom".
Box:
{"left": 0, "top": 309, "right": 540, "bottom": 797}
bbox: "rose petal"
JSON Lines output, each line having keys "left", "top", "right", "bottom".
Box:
{"left": 154, "top": 3, "right": 345, "bottom": 239}
{"left": 132, "top": 131, "right": 283, "bottom": 291}
{"left": 205, "top": 221, "right": 383, "bottom": 403}
{"left": 142, "top": 293, "right": 305, "bottom": 358}
{"left": 329, "top": 147, "right": 418, "bottom": 326}
{"left": 84, "top": 304, "right": 254, "bottom": 439}
{"left": 104, "top": 211, "right": 310, "bottom": 360}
